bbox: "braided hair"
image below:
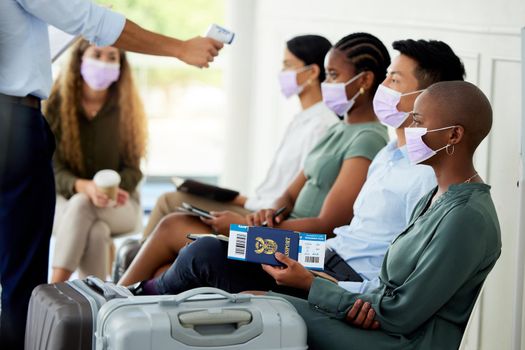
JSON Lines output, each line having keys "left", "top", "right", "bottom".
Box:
{"left": 333, "top": 32, "right": 391, "bottom": 93}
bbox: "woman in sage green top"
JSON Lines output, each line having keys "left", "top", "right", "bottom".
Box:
{"left": 45, "top": 40, "right": 147, "bottom": 283}
{"left": 117, "top": 33, "right": 390, "bottom": 286}
{"left": 262, "top": 81, "right": 501, "bottom": 350}
{"left": 210, "top": 32, "right": 391, "bottom": 234}
{"left": 290, "top": 121, "right": 387, "bottom": 219}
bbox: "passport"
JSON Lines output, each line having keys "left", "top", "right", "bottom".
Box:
{"left": 227, "top": 224, "right": 326, "bottom": 270}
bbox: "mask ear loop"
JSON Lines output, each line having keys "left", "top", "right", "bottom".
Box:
{"left": 400, "top": 89, "right": 426, "bottom": 97}
{"left": 346, "top": 73, "right": 366, "bottom": 107}
{"left": 444, "top": 125, "right": 458, "bottom": 155}
{"left": 298, "top": 65, "right": 315, "bottom": 90}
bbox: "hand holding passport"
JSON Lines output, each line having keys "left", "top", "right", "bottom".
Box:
{"left": 227, "top": 224, "right": 326, "bottom": 270}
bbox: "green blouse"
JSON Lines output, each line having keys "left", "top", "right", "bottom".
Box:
{"left": 291, "top": 121, "right": 388, "bottom": 219}
{"left": 45, "top": 95, "right": 142, "bottom": 199}
{"left": 298, "top": 183, "right": 501, "bottom": 349}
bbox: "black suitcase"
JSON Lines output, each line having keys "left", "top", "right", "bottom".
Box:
{"left": 25, "top": 276, "right": 132, "bottom": 350}
{"left": 112, "top": 238, "right": 141, "bottom": 283}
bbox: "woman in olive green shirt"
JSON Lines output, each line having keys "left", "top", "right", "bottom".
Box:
{"left": 45, "top": 40, "right": 147, "bottom": 282}
{"left": 262, "top": 81, "right": 501, "bottom": 350}
{"left": 118, "top": 32, "right": 390, "bottom": 286}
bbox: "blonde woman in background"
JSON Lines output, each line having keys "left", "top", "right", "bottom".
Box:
{"left": 45, "top": 39, "right": 147, "bottom": 282}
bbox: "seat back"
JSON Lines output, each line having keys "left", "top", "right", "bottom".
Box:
{"left": 458, "top": 285, "right": 485, "bottom": 350}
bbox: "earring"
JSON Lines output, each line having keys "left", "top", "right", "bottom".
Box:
{"left": 359, "top": 87, "right": 365, "bottom": 95}
{"left": 446, "top": 144, "right": 455, "bottom": 155}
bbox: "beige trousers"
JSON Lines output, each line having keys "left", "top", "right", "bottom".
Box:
{"left": 52, "top": 193, "right": 141, "bottom": 279}
{"left": 142, "top": 191, "right": 251, "bottom": 238}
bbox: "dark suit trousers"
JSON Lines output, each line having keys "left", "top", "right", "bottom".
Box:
{"left": 0, "top": 99, "right": 55, "bottom": 349}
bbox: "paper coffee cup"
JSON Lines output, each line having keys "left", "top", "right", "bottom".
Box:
{"left": 93, "top": 169, "right": 121, "bottom": 204}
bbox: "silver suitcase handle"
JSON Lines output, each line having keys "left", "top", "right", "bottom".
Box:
{"left": 85, "top": 276, "right": 132, "bottom": 300}
{"left": 179, "top": 309, "right": 252, "bottom": 328}
{"left": 164, "top": 287, "right": 252, "bottom": 306}
{"left": 167, "top": 289, "right": 264, "bottom": 347}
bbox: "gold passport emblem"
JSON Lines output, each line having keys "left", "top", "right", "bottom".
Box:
{"left": 254, "top": 237, "right": 278, "bottom": 254}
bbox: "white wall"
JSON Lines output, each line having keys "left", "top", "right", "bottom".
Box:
{"left": 223, "top": 0, "right": 524, "bottom": 348}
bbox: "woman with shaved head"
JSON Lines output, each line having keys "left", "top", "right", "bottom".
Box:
{"left": 260, "top": 81, "right": 501, "bottom": 349}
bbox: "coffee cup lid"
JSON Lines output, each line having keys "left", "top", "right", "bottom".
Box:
{"left": 93, "top": 169, "right": 121, "bottom": 187}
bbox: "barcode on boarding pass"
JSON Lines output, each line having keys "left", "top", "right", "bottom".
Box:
{"left": 298, "top": 233, "right": 326, "bottom": 270}
{"left": 303, "top": 256, "right": 320, "bottom": 264}
{"left": 227, "top": 224, "right": 248, "bottom": 260}
{"left": 235, "top": 233, "right": 247, "bottom": 255}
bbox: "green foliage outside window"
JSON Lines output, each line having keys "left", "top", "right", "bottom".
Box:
{"left": 97, "top": 0, "right": 225, "bottom": 86}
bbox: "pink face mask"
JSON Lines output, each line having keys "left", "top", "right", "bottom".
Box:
{"left": 373, "top": 85, "right": 425, "bottom": 128}
{"left": 405, "top": 126, "right": 456, "bottom": 164}
{"left": 321, "top": 72, "right": 364, "bottom": 116}
{"left": 278, "top": 65, "right": 312, "bottom": 98}
{"left": 80, "top": 57, "right": 120, "bottom": 91}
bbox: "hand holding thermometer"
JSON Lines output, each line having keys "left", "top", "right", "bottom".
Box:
{"left": 261, "top": 206, "right": 287, "bottom": 227}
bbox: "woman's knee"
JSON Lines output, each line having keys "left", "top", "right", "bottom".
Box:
{"left": 157, "top": 212, "right": 179, "bottom": 228}
{"left": 67, "top": 192, "right": 93, "bottom": 213}
{"left": 152, "top": 213, "right": 180, "bottom": 240}
{"left": 142, "top": 214, "right": 184, "bottom": 253}
{"left": 154, "top": 213, "right": 197, "bottom": 239}
{"left": 155, "top": 191, "right": 179, "bottom": 213}
{"left": 89, "top": 220, "right": 111, "bottom": 243}
{"left": 183, "top": 237, "right": 225, "bottom": 264}
{"left": 157, "top": 192, "right": 172, "bottom": 205}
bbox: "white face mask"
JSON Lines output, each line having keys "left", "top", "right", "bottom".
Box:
{"left": 321, "top": 72, "right": 364, "bottom": 116}
{"left": 278, "top": 65, "right": 312, "bottom": 98}
{"left": 373, "top": 85, "right": 425, "bottom": 128}
{"left": 405, "top": 125, "right": 456, "bottom": 164}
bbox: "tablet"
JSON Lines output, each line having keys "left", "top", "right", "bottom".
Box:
{"left": 186, "top": 233, "right": 229, "bottom": 242}
{"left": 172, "top": 177, "right": 240, "bottom": 202}
{"left": 179, "top": 202, "right": 215, "bottom": 220}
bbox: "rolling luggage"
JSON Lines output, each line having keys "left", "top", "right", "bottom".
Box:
{"left": 25, "top": 276, "right": 132, "bottom": 350}
{"left": 96, "top": 287, "right": 308, "bottom": 350}
{"left": 111, "top": 237, "right": 141, "bottom": 283}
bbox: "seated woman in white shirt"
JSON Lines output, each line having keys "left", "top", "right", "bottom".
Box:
{"left": 141, "top": 34, "right": 337, "bottom": 238}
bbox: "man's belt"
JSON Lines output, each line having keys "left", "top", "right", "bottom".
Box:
{"left": 0, "top": 93, "right": 41, "bottom": 109}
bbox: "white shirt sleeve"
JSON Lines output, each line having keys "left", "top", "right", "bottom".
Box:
{"left": 16, "top": 0, "right": 125, "bottom": 47}
{"left": 337, "top": 277, "right": 381, "bottom": 294}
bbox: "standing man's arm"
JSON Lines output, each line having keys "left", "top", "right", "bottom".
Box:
{"left": 15, "top": 0, "right": 223, "bottom": 68}
{"left": 114, "top": 20, "right": 222, "bottom": 68}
